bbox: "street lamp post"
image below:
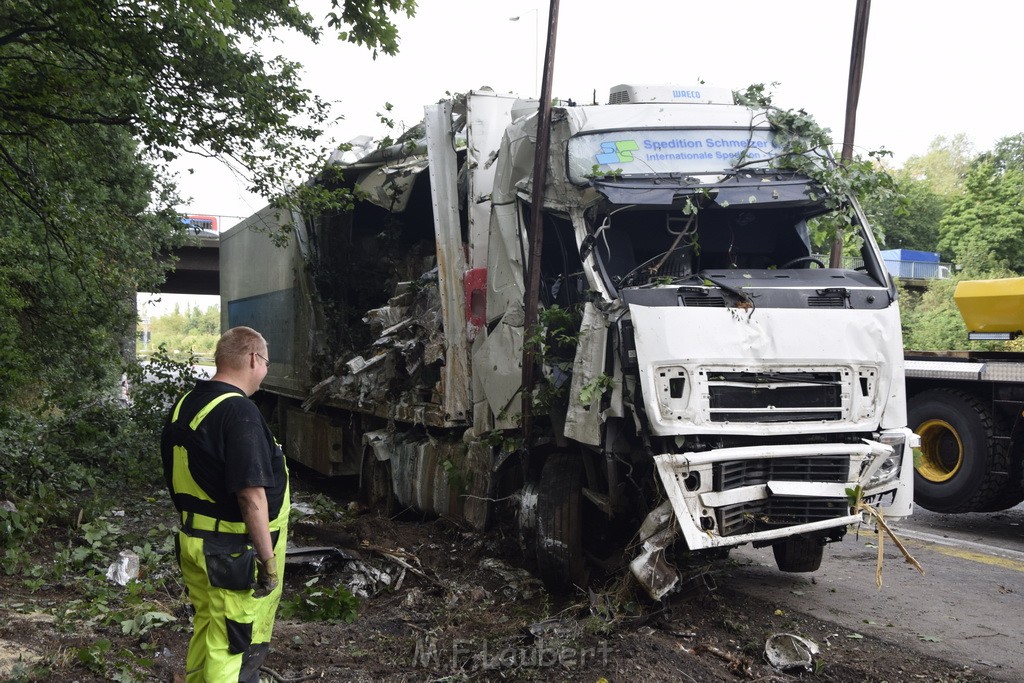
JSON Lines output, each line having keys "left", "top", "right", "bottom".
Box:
{"left": 509, "top": 9, "right": 539, "bottom": 95}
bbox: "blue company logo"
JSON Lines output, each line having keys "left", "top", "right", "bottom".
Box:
{"left": 595, "top": 140, "right": 639, "bottom": 165}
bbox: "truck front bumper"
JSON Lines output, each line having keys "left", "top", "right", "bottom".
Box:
{"left": 630, "top": 437, "right": 914, "bottom": 599}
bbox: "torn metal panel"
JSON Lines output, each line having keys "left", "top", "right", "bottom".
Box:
{"left": 653, "top": 442, "right": 878, "bottom": 551}
{"left": 308, "top": 268, "right": 458, "bottom": 427}
{"left": 425, "top": 102, "right": 470, "bottom": 423}
{"left": 484, "top": 111, "right": 535, "bottom": 326}
{"left": 355, "top": 158, "right": 430, "bottom": 213}
{"left": 284, "top": 546, "right": 362, "bottom": 569}
{"left": 629, "top": 501, "right": 681, "bottom": 601}
{"left": 563, "top": 302, "right": 611, "bottom": 446}
{"left": 484, "top": 201, "right": 528, "bottom": 327}
{"left": 466, "top": 90, "right": 528, "bottom": 271}
{"left": 473, "top": 318, "right": 525, "bottom": 429}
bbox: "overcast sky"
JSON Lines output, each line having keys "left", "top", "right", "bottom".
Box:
{"left": 171, "top": 0, "right": 1024, "bottom": 234}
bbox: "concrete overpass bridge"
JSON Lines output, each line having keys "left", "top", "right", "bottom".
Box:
{"left": 160, "top": 233, "right": 220, "bottom": 295}
{"left": 155, "top": 215, "right": 244, "bottom": 296}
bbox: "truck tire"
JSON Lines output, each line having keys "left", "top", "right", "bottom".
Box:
{"left": 908, "top": 389, "right": 1016, "bottom": 513}
{"left": 536, "top": 452, "right": 587, "bottom": 591}
{"left": 772, "top": 535, "right": 824, "bottom": 572}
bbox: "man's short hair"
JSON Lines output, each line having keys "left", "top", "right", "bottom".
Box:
{"left": 215, "top": 326, "right": 267, "bottom": 371}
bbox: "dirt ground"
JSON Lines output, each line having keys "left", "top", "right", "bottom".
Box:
{"left": 0, "top": 468, "right": 999, "bottom": 683}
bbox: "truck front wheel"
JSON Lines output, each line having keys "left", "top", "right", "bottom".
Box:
{"left": 536, "top": 452, "right": 587, "bottom": 591}
{"left": 908, "top": 389, "right": 1015, "bottom": 513}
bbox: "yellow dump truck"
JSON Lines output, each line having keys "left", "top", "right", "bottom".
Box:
{"left": 905, "top": 277, "right": 1024, "bottom": 512}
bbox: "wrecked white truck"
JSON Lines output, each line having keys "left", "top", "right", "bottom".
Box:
{"left": 219, "top": 85, "right": 915, "bottom": 598}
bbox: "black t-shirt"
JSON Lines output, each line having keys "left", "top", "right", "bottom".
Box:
{"left": 161, "top": 380, "right": 287, "bottom": 522}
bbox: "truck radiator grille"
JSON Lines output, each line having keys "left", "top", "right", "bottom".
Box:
{"left": 716, "top": 497, "right": 849, "bottom": 537}
{"left": 707, "top": 371, "right": 843, "bottom": 423}
{"left": 714, "top": 455, "right": 850, "bottom": 490}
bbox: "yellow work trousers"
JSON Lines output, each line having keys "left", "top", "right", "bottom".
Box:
{"left": 177, "top": 509, "right": 288, "bottom": 682}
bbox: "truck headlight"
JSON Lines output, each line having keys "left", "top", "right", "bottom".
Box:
{"left": 871, "top": 432, "right": 906, "bottom": 486}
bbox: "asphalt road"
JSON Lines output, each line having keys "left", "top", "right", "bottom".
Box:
{"left": 730, "top": 503, "right": 1024, "bottom": 681}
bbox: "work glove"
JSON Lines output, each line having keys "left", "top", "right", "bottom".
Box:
{"left": 254, "top": 555, "right": 278, "bottom": 597}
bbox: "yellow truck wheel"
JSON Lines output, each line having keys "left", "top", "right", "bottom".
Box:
{"left": 908, "top": 389, "right": 1019, "bottom": 512}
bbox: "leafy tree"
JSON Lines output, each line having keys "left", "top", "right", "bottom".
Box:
{"left": 980, "top": 132, "right": 1024, "bottom": 173}
{"left": 902, "top": 134, "right": 976, "bottom": 196}
{"left": 864, "top": 172, "right": 948, "bottom": 252}
{"left": 0, "top": 0, "right": 415, "bottom": 408}
{"left": 143, "top": 305, "right": 220, "bottom": 359}
{"left": 938, "top": 161, "right": 1024, "bottom": 273}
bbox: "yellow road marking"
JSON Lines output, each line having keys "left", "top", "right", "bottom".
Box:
{"left": 902, "top": 537, "right": 1024, "bottom": 573}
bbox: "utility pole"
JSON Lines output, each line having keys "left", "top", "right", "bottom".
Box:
{"left": 831, "top": 0, "right": 871, "bottom": 267}
{"left": 520, "top": 0, "right": 560, "bottom": 442}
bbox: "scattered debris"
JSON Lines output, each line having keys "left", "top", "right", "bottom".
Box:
{"left": 285, "top": 545, "right": 361, "bottom": 571}
{"left": 765, "top": 633, "right": 820, "bottom": 672}
{"left": 291, "top": 502, "right": 316, "bottom": 517}
{"left": 849, "top": 489, "right": 925, "bottom": 587}
{"left": 342, "top": 560, "right": 401, "bottom": 599}
{"left": 479, "top": 557, "right": 544, "bottom": 600}
{"left": 105, "top": 549, "right": 139, "bottom": 585}
{"left": 694, "top": 643, "right": 752, "bottom": 676}
{"left": 629, "top": 500, "right": 681, "bottom": 600}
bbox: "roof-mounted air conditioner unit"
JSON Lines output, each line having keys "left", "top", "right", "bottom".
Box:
{"left": 608, "top": 84, "right": 734, "bottom": 105}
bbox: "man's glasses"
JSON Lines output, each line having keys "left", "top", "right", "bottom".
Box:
{"left": 254, "top": 352, "right": 271, "bottom": 368}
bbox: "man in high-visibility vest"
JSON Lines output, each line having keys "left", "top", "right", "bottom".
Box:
{"left": 162, "top": 326, "right": 289, "bottom": 682}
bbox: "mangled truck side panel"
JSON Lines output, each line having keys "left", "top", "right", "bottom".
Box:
{"left": 220, "top": 86, "right": 915, "bottom": 598}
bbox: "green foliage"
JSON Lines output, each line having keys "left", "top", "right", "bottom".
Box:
{"left": 579, "top": 374, "right": 614, "bottom": 406}
{"left": 290, "top": 492, "right": 347, "bottom": 525}
{"left": 124, "top": 345, "right": 203, "bottom": 433}
{"left": 140, "top": 305, "right": 220, "bottom": 360}
{"left": 902, "top": 134, "right": 975, "bottom": 196}
{"left": 527, "top": 305, "right": 583, "bottom": 413}
{"left": 75, "top": 637, "right": 157, "bottom": 682}
{"left": 280, "top": 577, "right": 360, "bottom": 622}
{"left": 0, "top": 0, "right": 417, "bottom": 417}
{"left": 0, "top": 348, "right": 196, "bottom": 558}
{"left": 327, "top": 0, "right": 417, "bottom": 58}
{"left": 482, "top": 429, "right": 524, "bottom": 453}
{"left": 938, "top": 161, "right": 1024, "bottom": 272}
{"left": 0, "top": 123, "right": 179, "bottom": 409}
{"left": 845, "top": 484, "right": 863, "bottom": 508}
{"left": 899, "top": 277, "right": 968, "bottom": 351}
{"left": 984, "top": 132, "right": 1024, "bottom": 173}
{"left": 733, "top": 84, "right": 897, "bottom": 252}
{"left": 864, "top": 172, "right": 949, "bottom": 252}
{"left": 120, "top": 610, "right": 176, "bottom": 636}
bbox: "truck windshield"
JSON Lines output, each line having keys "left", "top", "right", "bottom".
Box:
{"left": 585, "top": 176, "right": 886, "bottom": 296}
